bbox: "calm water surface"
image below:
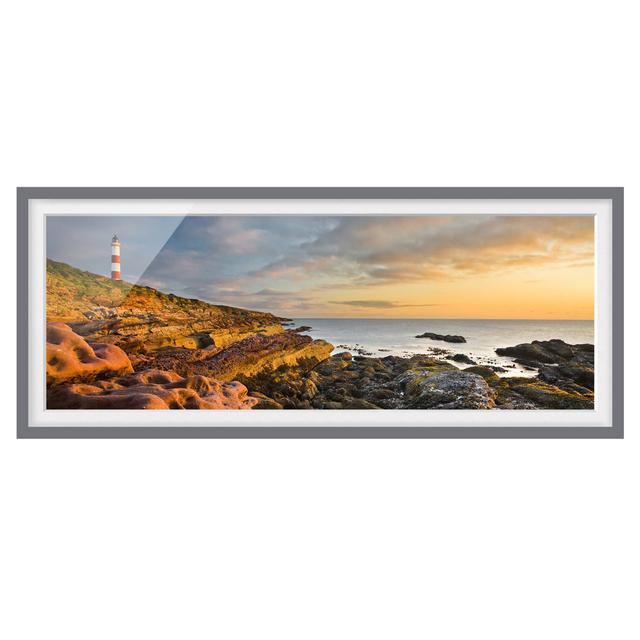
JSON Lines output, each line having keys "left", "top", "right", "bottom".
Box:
{"left": 294, "top": 318, "right": 594, "bottom": 377}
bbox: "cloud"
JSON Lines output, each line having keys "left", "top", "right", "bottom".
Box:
{"left": 50, "top": 213, "right": 593, "bottom": 316}
{"left": 46, "top": 215, "right": 184, "bottom": 280}
{"left": 329, "top": 300, "right": 438, "bottom": 309}
{"left": 228, "top": 214, "right": 594, "bottom": 290}
{"left": 174, "top": 282, "right": 321, "bottom": 315}
{"left": 253, "top": 288, "right": 292, "bottom": 297}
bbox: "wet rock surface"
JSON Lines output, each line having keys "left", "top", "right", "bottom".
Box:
{"left": 495, "top": 339, "right": 593, "bottom": 367}
{"left": 247, "top": 339, "right": 594, "bottom": 411}
{"left": 402, "top": 370, "right": 495, "bottom": 409}
{"left": 449, "top": 353, "right": 476, "bottom": 365}
{"left": 495, "top": 339, "right": 594, "bottom": 399}
{"left": 247, "top": 354, "right": 496, "bottom": 410}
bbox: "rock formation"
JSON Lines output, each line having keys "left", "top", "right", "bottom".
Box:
{"left": 415, "top": 332, "right": 466, "bottom": 343}
{"left": 48, "top": 369, "right": 257, "bottom": 410}
{"left": 47, "top": 324, "right": 258, "bottom": 410}
{"left": 242, "top": 344, "right": 594, "bottom": 410}
{"left": 45, "top": 261, "right": 334, "bottom": 411}
{"left": 47, "top": 322, "right": 133, "bottom": 385}
{"left": 495, "top": 339, "right": 593, "bottom": 367}
{"left": 128, "top": 331, "right": 333, "bottom": 382}
{"left": 495, "top": 339, "right": 594, "bottom": 399}
{"left": 449, "top": 353, "right": 476, "bottom": 365}
{"left": 244, "top": 354, "right": 496, "bottom": 410}
{"left": 47, "top": 259, "right": 286, "bottom": 353}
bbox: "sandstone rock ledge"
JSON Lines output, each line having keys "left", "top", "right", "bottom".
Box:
{"left": 69, "top": 313, "right": 285, "bottom": 354}
{"left": 47, "top": 323, "right": 133, "bottom": 385}
{"left": 48, "top": 369, "right": 257, "bottom": 410}
{"left": 136, "top": 331, "right": 334, "bottom": 382}
{"left": 47, "top": 258, "right": 288, "bottom": 353}
{"left": 46, "top": 324, "right": 257, "bottom": 410}
{"left": 46, "top": 317, "right": 594, "bottom": 412}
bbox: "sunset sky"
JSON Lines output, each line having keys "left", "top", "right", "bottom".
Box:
{"left": 47, "top": 214, "right": 594, "bottom": 320}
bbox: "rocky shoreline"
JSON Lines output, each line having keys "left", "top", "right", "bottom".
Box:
{"left": 45, "top": 260, "right": 595, "bottom": 411}
{"left": 46, "top": 322, "right": 594, "bottom": 411}
{"left": 231, "top": 339, "right": 594, "bottom": 410}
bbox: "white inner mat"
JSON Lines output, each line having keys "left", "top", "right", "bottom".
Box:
{"left": 29, "top": 198, "right": 612, "bottom": 428}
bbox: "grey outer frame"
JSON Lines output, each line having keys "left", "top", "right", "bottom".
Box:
{"left": 17, "top": 187, "right": 624, "bottom": 439}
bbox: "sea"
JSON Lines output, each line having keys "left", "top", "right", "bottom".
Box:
{"left": 294, "top": 318, "right": 594, "bottom": 377}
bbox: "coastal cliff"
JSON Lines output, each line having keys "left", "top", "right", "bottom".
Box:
{"left": 47, "top": 259, "right": 286, "bottom": 352}
{"left": 45, "top": 260, "right": 332, "bottom": 410}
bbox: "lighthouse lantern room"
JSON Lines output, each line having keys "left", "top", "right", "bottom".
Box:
{"left": 111, "top": 234, "right": 121, "bottom": 280}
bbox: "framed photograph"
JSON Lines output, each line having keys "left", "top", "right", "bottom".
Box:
{"left": 17, "top": 187, "right": 623, "bottom": 438}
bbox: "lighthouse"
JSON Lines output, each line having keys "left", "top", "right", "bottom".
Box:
{"left": 111, "top": 234, "right": 121, "bottom": 280}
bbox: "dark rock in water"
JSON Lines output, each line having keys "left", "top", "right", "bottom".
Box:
{"left": 415, "top": 332, "right": 466, "bottom": 343}
{"left": 537, "top": 363, "right": 594, "bottom": 392}
{"left": 489, "top": 365, "right": 508, "bottom": 373}
{"left": 449, "top": 353, "right": 476, "bottom": 365}
{"left": 495, "top": 339, "right": 594, "bottom": 395}
{"left": 496, "top": 339, "right": 592, "bottom": 366}
{"left": 292, "top": 325, "right": 313, "bottom": 332}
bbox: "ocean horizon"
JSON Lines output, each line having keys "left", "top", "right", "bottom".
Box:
{"left": 294, "top": 318, "right": 594, "bottom": 377}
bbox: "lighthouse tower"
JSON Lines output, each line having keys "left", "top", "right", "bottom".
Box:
{"left": 111, "top": 234, "right": 121, "bottom": 280}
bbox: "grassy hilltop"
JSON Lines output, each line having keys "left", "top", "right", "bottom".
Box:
{"left": 46, "top": 259, "right": 284, "bottom": 326}
{"left": 46, "top": 259, "right": 133, "bottom": 321}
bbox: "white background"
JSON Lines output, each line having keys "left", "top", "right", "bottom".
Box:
{"left": 0, "top": 1, "right": 637, "bottom": 639}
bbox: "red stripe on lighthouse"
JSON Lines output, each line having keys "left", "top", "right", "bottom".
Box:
{"left": 111, "top": 235, "right": 121, "bottom": 281}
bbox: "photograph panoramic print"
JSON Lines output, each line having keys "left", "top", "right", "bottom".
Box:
{"left": 45, "top": 213, "right": 595, "bottom": 411}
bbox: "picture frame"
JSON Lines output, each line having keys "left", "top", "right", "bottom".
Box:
{"left": 17, "top": 187, "right": 624, "bottom": 438}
